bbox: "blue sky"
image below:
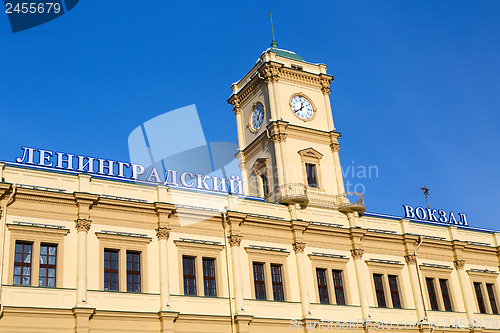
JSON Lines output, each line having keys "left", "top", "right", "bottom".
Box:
{"left": 1, "top": 1, "right": 499, "bottom": 230}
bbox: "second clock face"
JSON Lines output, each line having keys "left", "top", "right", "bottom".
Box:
{"left": 251, "top": 103, "right": 265, "bottom": 131}
{"left": 290, "top": 95, "right": 314, "bottom": 120}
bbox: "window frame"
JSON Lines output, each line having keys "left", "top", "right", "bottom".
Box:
{"left": 270, "top": 263, "right": 285, "bottom": 301}
{"left": 366, "top": 260, "right": 406, "bottom": 309}
{"left": 103, "top": 248, "right": 120, "bottom": 291}
{"left": 7, "top": 223, "right": 69, "bottom": 288}
{"left": 96, "top": 232, "right": 151, "bottom": 293}
{"left": 202, "top": 257, "right": 217, "bottom": 297}
{"left": 175, "top": 239, "right": 224, "bottom": 297}
{"left": 298, "top": 148, "right": 323, "bottom": 190}
{"left": 38, "top": 243, "right": 57, "bottom": 288}
{"left": 251, "top": 158, "right": 271, "bottom": 199}
{"left": 467, "top": 270, "right": 500, "bottom": 315}
{"left": 246, "top": 247, "right": 290, "bottom": 301}
{"left": 253, "top": 262, "right": 267, "bottom": 300}
{"left": 13, "top": 241, "right": 33, "bottom": 286}
{"left": 308, "top": 253, "right": 350, "bottom": 305}
{"left": 126, "top": 250, "right": 142, "bottom": 293}
{"left": 420, "top": 264, "right": 457, "bottom": 312}
{"left": 316, "top": 268, "right": 330, "bottom": 304}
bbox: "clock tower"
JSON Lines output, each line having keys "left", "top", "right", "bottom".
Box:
{"left": 228, "top": 43, "right": 362, "bottom": 212}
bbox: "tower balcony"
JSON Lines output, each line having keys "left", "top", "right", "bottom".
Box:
{"left": 265, "top": 183, "right": 309, "bottom": 207}
{"left": 266, "top": 184, "right": 365, "bottom": 214}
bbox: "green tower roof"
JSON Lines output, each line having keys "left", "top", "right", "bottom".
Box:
{"left": 268, "top": 47, "right": 305, "bottom": 62}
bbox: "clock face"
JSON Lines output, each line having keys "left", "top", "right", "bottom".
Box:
{"left": 290, "top": 95, "right": 314, "bottom": 120}
{"left": 250, "top": 104, "right": 265, "bottom": 131}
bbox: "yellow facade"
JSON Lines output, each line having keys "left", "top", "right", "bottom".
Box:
{"left": 0, "top": 47, "right": 499, "bottom": 333}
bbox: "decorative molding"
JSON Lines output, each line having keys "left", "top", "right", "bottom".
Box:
{"left": 292, "top": 241, "right": 306, "bottom": 253}
{"left": 96, "top": 231, "right": 152, "bottom": 245}
{"left": 271, "top": 133, "right": 287, "bottom": 143}
{"left": 280, "top": 67, "right": 323, "bottom": 89}
{"left": 7, "top": 223, "right": 70, "bottom": 237}
{"left": 228, "top": 234, "right": 243, "bottom": 247}
{"left": 93, "top": 203, "right": 153, "bottom": 215}
{"left": 298, "top": 147, "right": 323, "bottom": 160}
{"left": 350, "top": 248, "right": 364, "bottom": 259}
{"left": 454, "top": 259, "right": 466, "bottom": 270}
{"left": 75, "top": 219, "right": 91, "bottom": 232}
{"left": 156, "top": 227, "right": 170, "bottom": 240}
{"left": 260, "top": 63, "right": 281, "bottom": 84}
{"left": 320, "top": 76, "right": 333, "bottom": 95}
{"left": 404, "top": 254, "right": 417, "bottom": 265}
{"left": 329, "top": 142, "right": 340, "bottom": 153}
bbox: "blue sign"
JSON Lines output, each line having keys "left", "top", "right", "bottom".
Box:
{"left": 403, "top": 205, "right": 468, "bottom": 226}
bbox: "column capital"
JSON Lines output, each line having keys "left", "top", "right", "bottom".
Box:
{"left": 271, "top": 133, "right": 287, "bottom": 143}
{"left": 260, "top": 63, "right": 281, "bottom": 84}
{"left": 293, "top": 241, "right": 306, "bottom": 253}
{"left": 404, "top": 254, "right": 417, "bottom": 265}
{"left": 319, "top": 74, "right": 333, "bottom": 96}
{"left": 75, "top": 219, "right": 91, "bottom": 232}
{"left": 454, "top": 259, "right": 466, "bottom": 270}
{"left": 156, "top": 227, "right": 171, "bottom": 240}
{"left": 228, "top": 234, "right": 243, "bottom": 247}
{"left": 329, "top": 142, "right": 340, "bottom": 152}
{"left": 350, "top": 248, "right": 364, "bottom": 259}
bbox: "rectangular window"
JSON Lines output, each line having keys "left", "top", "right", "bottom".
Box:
{"left": 261, "top": 173, "right": 269, "bottom": 198}
{"left": 475, "top": 282, "right": 487, "bottom": 314}
{"left": 183, "top": 256, "right": 196, "bottom": 295}
{"left": 426, "top": 278, "right": 439, "bottom": 310}
{"left": 203, "top": 258, "right": 217, "bottom": 297}
{"left": 39, "top": 244, "right": 57, "bottom": 287}
{"left": 253, "top": 262, "right": 266, "bottom": 300}
{"left": 486, "top": 284, "right": 498, "bottom": 315}
{"left": 373, "top": 273, "right": 386, "bottom": 307}
{"left": 316, "top": 268, "right": 329, "bottom": 304}
{"left": 305, "top": 163, "right": 318, "bottom": 188}
{"left": 439, "top": 279, "right": 453, "bottom": 312}
{"left": 271, "top": 264, "right": 284, "bottom": 301}
{"left": 13, "top": 242, "right": 32, "bottom": 285}
{"left": 104, "top": 249, "right": 119, "bottom": 291}
{"left": 388, "top": 275, "right": 401, "bottom": 309}
{"left": 126, "top": 251, "right": 141, "bottom": 292}
{"left": 332, "top": 270, "right": 346, "bottom": 305}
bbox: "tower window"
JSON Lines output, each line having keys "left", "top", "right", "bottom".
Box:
{"left": 261, "top": 173, "right": 270, "bottom": 198}
{"left": 305, "top": 163, "right": 318, "bottom": 188}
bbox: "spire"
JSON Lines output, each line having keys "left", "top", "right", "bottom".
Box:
{"left": 270, "top": 11, "right": 278, "bottom": 48}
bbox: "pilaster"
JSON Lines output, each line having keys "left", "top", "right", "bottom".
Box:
{"left": 155, "top": 203, "right": 175, "bottom": 311}
{"left": 72, "top": 307, "right": 95, "bottom": 333}
{"left": 158, "top": 311, "right": 179, "bottom": 333}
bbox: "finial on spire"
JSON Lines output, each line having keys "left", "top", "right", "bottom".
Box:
{"left": 270, "top": 11, "right": 278, "bottom": 48}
